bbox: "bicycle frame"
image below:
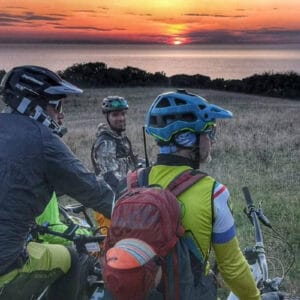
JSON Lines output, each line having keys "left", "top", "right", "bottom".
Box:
{"left": 243, "top": 186, "right": 269, "bottom": 287}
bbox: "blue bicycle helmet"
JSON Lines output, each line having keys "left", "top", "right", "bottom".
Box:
{"left": 146, "top": 90, "right": 233, "bottom": 142}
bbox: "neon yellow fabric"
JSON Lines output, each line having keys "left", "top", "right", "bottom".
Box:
{"left": 214, "top": 238, "right": 261, "bottom": 300}
{"left": 148, "top": 165, "right": 214, "bottom": 260}
{"left": 0, "top": 242, "right": 70, "bottom": 288}
{"left": 36, "top": 193, "right": 92, "bottom": 245}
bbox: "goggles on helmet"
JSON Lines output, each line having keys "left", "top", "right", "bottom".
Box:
{"left": 48, "top": 100, "right": 62, "bottom": 113}
{"left": 111, "top": 99, "right": 126, "bottom": 109}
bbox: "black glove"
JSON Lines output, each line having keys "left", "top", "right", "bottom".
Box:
{"left": 103, "top": 171, "right": 120, "bottom": 192}
{"left": 261, "top": 291, "right": 284, "bottom": 300}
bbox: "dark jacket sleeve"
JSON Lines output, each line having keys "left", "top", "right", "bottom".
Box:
{"left": 42, "top": 129, "right": 114, "bottom": 218}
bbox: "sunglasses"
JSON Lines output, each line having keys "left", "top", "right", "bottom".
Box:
{"left": 48, "top": 100, "right": 62, "bottom": 113}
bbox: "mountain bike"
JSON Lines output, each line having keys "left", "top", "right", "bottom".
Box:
{"left": 31, "top": 213, "right": 106, "bottom": 300}
{"left": 227, "top": 187, "right": 295, "bottom": 300}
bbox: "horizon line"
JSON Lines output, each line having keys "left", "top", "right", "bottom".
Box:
{"left": 1, "top": 40, "right": 300, "bottom": 45}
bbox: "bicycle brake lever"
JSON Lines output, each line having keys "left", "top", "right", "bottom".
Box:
{"left": 257, "top": 207, "right": 272, "bottom": 228}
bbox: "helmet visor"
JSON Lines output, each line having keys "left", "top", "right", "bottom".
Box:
{"left": 45, "top": 79, "right": 83, "bottom": 95}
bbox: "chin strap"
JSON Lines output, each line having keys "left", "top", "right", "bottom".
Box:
{"left": 30, "top": 105, "right": 67, "bottom": 137}
{"left": 3, "top": 94, "right": 67, "bottom": 137}
{"left": 191, "top": 134, "right": 200, "bottom": 169}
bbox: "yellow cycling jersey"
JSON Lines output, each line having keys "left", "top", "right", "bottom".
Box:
{"left": 148, "top": 164, "right": 215, "bottom": 261}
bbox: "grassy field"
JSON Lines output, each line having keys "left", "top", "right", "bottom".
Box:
{"left": 62, "top": 87, "right": 299, "bottom": 297}
{"left": 2, "top": 87, "right": 298, "bottom": 296}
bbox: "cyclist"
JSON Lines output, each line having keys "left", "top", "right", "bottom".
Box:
{"left": 143, "top": 90, "right": 260, "bottom": 299}
{"left": 33, "top": 93, "right": 91, "bottom": 245}
{"left": 91, "top": 96, "right": 139, "bottom": 232}
{"left": 91, "top": 96, "right": 139, "bottom": 190}
{"left": 0, "top": 65, "right": 114, "bottom": 300}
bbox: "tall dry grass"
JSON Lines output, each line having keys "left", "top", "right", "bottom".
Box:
{"left": 63, "top": 87, "right": 299, "bottom": 297}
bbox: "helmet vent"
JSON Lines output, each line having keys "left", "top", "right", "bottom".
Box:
{"left": 163, "top": 115, "right": 176, "bottom": 125}
{"left": 21, "top": 74, "right": 43, "bottom": 86}
{"left": 156, "top": 97, "right": 170, "bottom": 107}
{"left": 149, "top": 115, "right": 157, "bottom": 126}
{"left": 174, "top": 98, "right": 186, "bottom": 106}
{"left": 198, "top": 104, "right": 206, "bottom": 110}
{"left": 181, "top": 113, "right": 197, "bottom": 122}
{"left": 19, "top": 78, "right": 42, "bottom": 91}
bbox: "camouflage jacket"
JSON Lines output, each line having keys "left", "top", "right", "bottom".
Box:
{"left": 91, "top": 123, "right": 138, "bottom": 191}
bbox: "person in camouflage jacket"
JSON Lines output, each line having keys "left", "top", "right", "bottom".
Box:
{"left": 91, "top": 96, "right": 139, "bottom": 232}
{"left": 91, "top": 96, "right": 138, "bottom": 190}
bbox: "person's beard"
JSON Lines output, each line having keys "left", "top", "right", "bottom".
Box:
{"left": 113, "top": 124, "right": 126, "bottom": 133}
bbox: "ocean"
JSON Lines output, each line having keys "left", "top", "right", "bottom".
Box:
{"left": 0, "top": 43, "right": 300, "bottom": 80}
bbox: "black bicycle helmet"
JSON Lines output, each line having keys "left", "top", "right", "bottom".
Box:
{"left": 0, "top": 65, "right": 82, "bottom": 110}
{"left": 0, "top": 65, "right": 82, "bottom": 136}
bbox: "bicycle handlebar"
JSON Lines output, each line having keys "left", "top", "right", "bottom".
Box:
{"left": 242, "top": 186, "right": 254, "bottom": 207}
{"left": 257, "top": 209, "right": 272, "bottom": 228}
{"left": 32, "top": 224, "right": 105, "bottom": 247}
{"left": 59, "top": 204, "right": 95, "bottom": 228}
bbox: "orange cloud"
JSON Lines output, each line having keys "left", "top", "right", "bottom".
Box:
{"left": 0, "top": 0, "right": 299, "bottom": 43}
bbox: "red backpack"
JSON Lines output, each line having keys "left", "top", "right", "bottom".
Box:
{"left": 102, "top": 168, "right": 206, "bottom": 300}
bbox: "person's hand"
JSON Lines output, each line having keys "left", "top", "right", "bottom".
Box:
{"left": 261, "top": 291, "right": 284, "bottom": 300}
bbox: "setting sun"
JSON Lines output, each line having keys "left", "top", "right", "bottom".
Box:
{"left": 171, "top": 37, "right": 187, "bottom": 45}
{"left": 173, "top": 40, "right": 182, "bottom": 45}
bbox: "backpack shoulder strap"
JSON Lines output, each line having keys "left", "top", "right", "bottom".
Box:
{"left": 127, "top": 168, "right": 205, "bottom": 194}
{"left": 126, "top": 167, "right": 152, "bottom": 189}
{"left": 167, "top": 169, "right": 206, "bottom": 197}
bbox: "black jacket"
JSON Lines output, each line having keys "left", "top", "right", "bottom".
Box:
{"left": 0, "top": 113, "right": 114, "bottom": 274}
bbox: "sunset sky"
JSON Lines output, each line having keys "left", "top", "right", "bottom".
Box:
{"left": 0, "top": 0, "right": 299, "bottom": 44}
